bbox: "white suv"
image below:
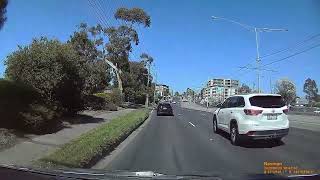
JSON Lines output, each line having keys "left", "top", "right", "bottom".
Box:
{"left": 213, "top": 94, "right": 289, "bottom": 145}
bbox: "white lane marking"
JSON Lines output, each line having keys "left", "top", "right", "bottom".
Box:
{"left": 188, "top": 122, "right": 196, "bottom": 127}
{"left": 201, "top": 113, "right": 207, "bottom": 116}
{"left": 178, "top": 114, "right": 182, "bottom": 116}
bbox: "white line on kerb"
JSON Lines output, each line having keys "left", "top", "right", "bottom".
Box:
{"left": 188, "top": 122, "right": 196, "bottom": 127}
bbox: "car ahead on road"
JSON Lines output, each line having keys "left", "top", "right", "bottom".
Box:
{"left": 213, "top": 94, "right": 289, "bottom": 145}
{"left": 157, "top": 103, "right": 173, "bottom": 116}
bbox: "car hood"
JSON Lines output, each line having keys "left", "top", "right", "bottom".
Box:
{"left": 0, "top": 164, "right": 319, "bottom": 180}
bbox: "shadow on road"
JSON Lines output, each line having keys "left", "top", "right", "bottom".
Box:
{"left": 217, "top": 131, "right": 285, "bottom": 148}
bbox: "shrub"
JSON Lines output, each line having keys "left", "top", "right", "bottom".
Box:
{"left": 83, "top": 95, "right": 106, "bottom": 110}
{"left": 0, "top": 79, "right": 59, "bottom": 133}
{"left": 5, "top": 37, "right": 85, "bottom": 114}
{"left": 20, "top": 104, "right": 60, "bottom": 133}
{"left": 110, "top": 88, "right": 122, "bottom": 106}
{"left": 0, "top": 79, "right": 39, "bottom": 128}
{"left": 314, "top": 102, "right": 320, "bottom": 108}
{"left": 105, "top": 103, "right": 118, "bottom": 111}
{"left": 93, "top": 92, "right": 112, "bottom": 102}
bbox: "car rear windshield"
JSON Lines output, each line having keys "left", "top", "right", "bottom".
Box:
{"left": 249, "top": 96, "right": 285, "bottom": 108}
{"left": 160, "top": 104, "right": 171, "bottom": 108}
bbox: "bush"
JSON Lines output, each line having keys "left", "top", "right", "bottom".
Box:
{"left": 94, "top": 89, "right": 122, "bottom": 106}
{"left": 83, "top": 95, "right": 106, "bottom": 110}
{"left": 105, "top": 103, "right": 118, "bottom": 111}
{"left": 110, "top": 88, "right": 122, "bottom": 106}
{"left": 0, "top": 79, "right": 59, "bottom": 133}
{"left": 20, "top": 104, "right": 60, "bottom": 133}
{"left": 0, "top": 79, "right": 38, "bottom": 128}
{"left": 5, "top": 37, "right": 85, "bottom": 114}
{"left": 314, "top": 102, "right": 320, "bottom": 108}
{"left": 93, "top": 92, "right": 112, "bottom": 102}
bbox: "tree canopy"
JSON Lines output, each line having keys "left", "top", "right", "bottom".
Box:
{"left": 275, "top": 78, "right": 296, "bottom": 105}
{"left": 238, "top": 84, "right": 252, "bottom": 94}
{"left": 303, "top": 78, "right": 318, "bottom": 104}
{"left": 115, "top": 7, "right": 151, "bottom": 27}
{"left": 0, "top": 0, "right": 7, "bottom": 30}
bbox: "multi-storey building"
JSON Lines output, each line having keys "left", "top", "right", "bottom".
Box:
{"left": 204, "top": 78, "right": 239, "bottom": 101}
{"left": 155, "top": 84, "right": 170, "bottom": 97}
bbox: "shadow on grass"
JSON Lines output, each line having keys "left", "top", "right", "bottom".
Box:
{"left": 217, "top": 130, "right": 284, "bottom": 148}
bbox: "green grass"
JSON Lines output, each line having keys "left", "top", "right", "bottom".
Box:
{"left": 39, "top": 109, "right": 150, "bottom": 168}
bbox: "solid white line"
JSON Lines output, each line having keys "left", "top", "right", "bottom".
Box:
{"left": 188, "top": 122, "right": 196, "bottom": 127}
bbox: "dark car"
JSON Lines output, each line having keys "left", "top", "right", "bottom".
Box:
{"left": 157, "top": 103, "right": 173, "bottom": 116}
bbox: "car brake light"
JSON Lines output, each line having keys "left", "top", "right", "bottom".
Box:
{"left": 244, "top": 109, "right": 263, "bottom": 116}
{"left": 283, "top": 108, "right": 289, "bottom": 114}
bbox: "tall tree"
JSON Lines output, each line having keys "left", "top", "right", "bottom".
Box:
{"left": 238, "top": 83, "right": 252, "bottom": 94}
{"left": 275, "top": 79, "right": 296, "bottom": 105}
{"left": 68, "top": 24, "right": 111, "bottom": 94}
{"left": 303, "top": 78, "right": 318, "bottom": 104}
{"left": 115, "top": 7, "right": 151, "bottom": 27}
{"left": 0, "top": 0, "right": 8, "bottom": 30}
{"left": 140, "top": 53, "right": 153, "bottom": 107}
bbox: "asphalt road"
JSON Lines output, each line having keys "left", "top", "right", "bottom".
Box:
{"left": 104, "top": 102, "right": 320, "bottom": 177}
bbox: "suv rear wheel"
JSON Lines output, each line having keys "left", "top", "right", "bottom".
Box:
{"left": 230, "top": 123, "right": 241, "bottom": 145}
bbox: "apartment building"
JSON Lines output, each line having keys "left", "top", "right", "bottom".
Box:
{"left": 155, "top": 84, "right": 170, "bottom": 97}
{"left": 204, "top": 78, "right": 239, "bottom": 101}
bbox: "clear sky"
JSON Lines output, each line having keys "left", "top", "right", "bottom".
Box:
{"left": 1, "top": 0, "right": 320, "bottom": 96}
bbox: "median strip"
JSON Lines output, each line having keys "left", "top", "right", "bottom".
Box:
{"left": 38, "top": 109, "right": 150, "bottom": 168}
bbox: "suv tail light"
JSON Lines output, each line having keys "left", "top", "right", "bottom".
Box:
{"left": 283, "top": 108, "right": 289, "bottom": 114}
{"left": 244, "top": 109, "right": 263, "bottom": 116}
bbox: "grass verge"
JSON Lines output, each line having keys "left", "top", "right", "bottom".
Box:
{"left": 38, "top": 109, "right": 150, "bottom": 168}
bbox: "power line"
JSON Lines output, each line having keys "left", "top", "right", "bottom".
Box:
{"left": 262, "top": 42, "right": 320, "bottom": 67}
{"left": 260, "top": 33, "right": 320, "bottom": 58}
{"left": 87, "top": 0, "right": 107, "bottom": 27}
{"left": 230, "top": 32, "right": 320, "bottom": 79}
{"left": 95, "top": 0, "right": 113, "bottom": 27}
{"left": 87, "top": 0, "right": 109, "bottom": 27}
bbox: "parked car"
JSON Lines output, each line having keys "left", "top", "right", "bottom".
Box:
{"left": 157, "top": 103, "right": 173, "bottom": 116}
{"left": 213, "top": 94, "right": 289, "bottom": 145}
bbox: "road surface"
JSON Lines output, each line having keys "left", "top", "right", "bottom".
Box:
{"left": 104, "top": 102, "right": 320, "bottom": 177}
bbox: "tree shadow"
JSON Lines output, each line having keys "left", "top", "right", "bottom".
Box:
{"left": 62, "top": 114, "right": 104, "bottom": 125}
{"left": 217, "top": 130, "right": 284, "bottom": 148}
{"left": 120, "top": 102, "right": 144, "bottom": 109}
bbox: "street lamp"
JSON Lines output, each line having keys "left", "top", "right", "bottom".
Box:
{"left": 211, "top": 16, "right": 287, "bottom": 93}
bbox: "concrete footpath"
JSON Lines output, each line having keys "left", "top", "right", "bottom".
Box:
{"left": 0, "top": 109, "right": 133, "bottom": 166}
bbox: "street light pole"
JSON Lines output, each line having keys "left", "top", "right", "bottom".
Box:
{"left": 254, "top": 27, "right": 261, "bottom": 93}
{"left": 211, "top": 16, "right": 287, "bottom": 93}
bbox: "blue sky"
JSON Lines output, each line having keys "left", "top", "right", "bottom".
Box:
{"left": 1, "top": 0, "right": 320, "bottom": 96}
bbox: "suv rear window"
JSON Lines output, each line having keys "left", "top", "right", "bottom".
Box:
{"left": 160, "top": 103, "right": 172, "bottom": 108}
{"left": 249, "top": 96, "right": 285, "bottom": 108}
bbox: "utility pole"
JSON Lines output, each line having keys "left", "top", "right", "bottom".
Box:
{"left": 211, "top": 16, "right": 287, "bottom": 93}
{"left": 254, "top": 27, "right": 261, "bottom": 93}
{"left": 270, "top": 77, "right": 273, "bottom": 94}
